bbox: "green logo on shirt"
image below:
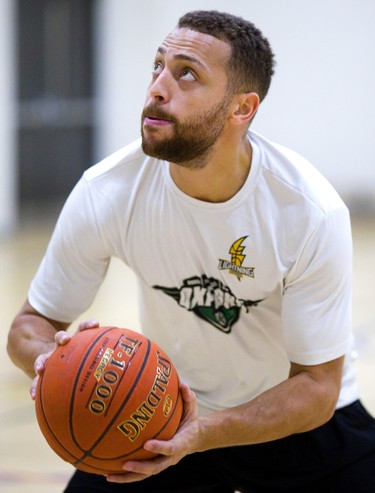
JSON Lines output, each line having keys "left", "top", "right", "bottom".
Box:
{"left": 153, "top": 275, "right": 263, "bottom": 333}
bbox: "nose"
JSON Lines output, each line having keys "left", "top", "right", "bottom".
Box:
{"left": 148, "top": 71, "right": 172, "bottom": 104}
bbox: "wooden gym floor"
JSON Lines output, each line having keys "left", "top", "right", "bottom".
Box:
{"left": 1, "top": 211, "right": 374, "bottom": 492}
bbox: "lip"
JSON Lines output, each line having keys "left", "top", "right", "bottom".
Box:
{"left": 143, "top": 116, "right": 172, "bottom": 126}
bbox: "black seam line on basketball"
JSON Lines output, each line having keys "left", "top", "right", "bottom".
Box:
{"left": 68, "top": 327, "right": 116, "bottom": 453}
{"left": 72, "top": 338, "right": 152, "bottom": 467}
{"left": 84, "top": 336, "right": 124, "bottom": 411}
{"left": 79, "top": 398, "right": 183, "bottom": 474}
{"left": 37, "top": 387, "right": 79, "bottom": 463}
{"left": 36, "top": 354, "right": 90, "bottom": 463}
{"left": 88, "top": 377, "right": 184, "bottom": 464}
{"left": 113, "top": 331, "right": 139, "bottom": 351}
{"left": 90, "top": 378, "right": 182, "bottom": 471}
{"left": 83, "top": 339, "right": 142, "bottom": 416}
{"left": 102, "top": 342, "right": 143, "bottom": 418}
{"left": 73, "top": 339, "right": 151, "bottom": 465}
{"left": 72, "top": 377, "right": 183, "bottom": 473}
{"left": 37, "top": 327, "right": 137, "bottom": 466}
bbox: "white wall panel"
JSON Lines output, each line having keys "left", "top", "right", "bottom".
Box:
{"left": 94, "top": 0, "right": 375, "bottom": 203}
{"left": 0, "top": 1, "right": 16, "bottom": 235}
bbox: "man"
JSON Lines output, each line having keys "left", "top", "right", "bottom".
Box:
{"left": 7, "top": 10, "right": 375, "bottom": 493}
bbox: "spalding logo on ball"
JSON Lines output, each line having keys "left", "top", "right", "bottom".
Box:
{"left": 35, "top": 327, "right": 183, "bottom": 474}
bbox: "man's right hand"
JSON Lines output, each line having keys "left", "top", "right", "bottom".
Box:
{"left": 29, "top": 319, "right": 100, "bottom": 400}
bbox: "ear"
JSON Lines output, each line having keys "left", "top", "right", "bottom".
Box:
{"left": 228, "top": 92, "right": 260, "bottom": 126}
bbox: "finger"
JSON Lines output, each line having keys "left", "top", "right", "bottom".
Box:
{"left": 31, "top": 352, "right": 54, "bottom": 399}
{"left": 34, "top": 351, "right": 52, "bottom": 375}
{"left": 180, "top": 383, "right": 196, "bottom": 404}
{"left": 77, "top": 319, "right": 100, "bottom": 333}
{"left": 179, "top": 384, "right": 198, "bottom": 422}
{"left": 121, "top": 455, "right": 170, "bottom": 477}
{"left": 54, "top": 330, "right": 71, "bottom": 346}
{"left": 106, "top": 471, "right": 149, "bottom": 484}
{"left": 144, "top": 439, "right": 175, "bottom": 456}
{"left": 30, "top": 375, "right": 39, "bottom": 400}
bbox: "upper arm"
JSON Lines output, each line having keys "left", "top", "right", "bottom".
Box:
{"left": 282, "top": 208, "right": 352, "bottom": 366}
{"left": 28, "top": 178, "right": 111, "bottom": 323}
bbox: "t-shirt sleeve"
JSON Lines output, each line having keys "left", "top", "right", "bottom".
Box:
{"left": 28, "top": 177, "right": 111, "bottom": 323}
{"left": 282, "top": 207, "right": 352, "bottom": 365}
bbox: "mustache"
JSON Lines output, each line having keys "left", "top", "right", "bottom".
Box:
{"left": 142, "top": 104, "right": 177, "bottom": 123}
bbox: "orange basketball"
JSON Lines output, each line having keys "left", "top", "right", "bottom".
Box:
{"left": 35, "top": 326, "right": 183, "bottom": 475}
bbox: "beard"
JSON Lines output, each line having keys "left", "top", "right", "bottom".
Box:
{"left": 141, "top": 95, "right": 231, "bottom": 168}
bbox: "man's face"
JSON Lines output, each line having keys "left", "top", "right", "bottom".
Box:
{"left": 141, "top": 28, "right": 233, "bottom": 166}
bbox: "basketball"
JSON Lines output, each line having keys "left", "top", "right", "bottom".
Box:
{"left": 34, "top": 326, "right": 183, "bottom": 475}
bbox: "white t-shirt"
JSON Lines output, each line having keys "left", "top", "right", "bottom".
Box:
{"left": 29, "top": 131, "right": 359, "bottom": 415}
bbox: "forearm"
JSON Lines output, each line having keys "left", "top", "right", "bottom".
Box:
{"left": 196, "top": 357, "right": 344, "bottom": 452}
{"left": 108, "top": 360, "right": 344, "bottom": 484}
{"left": 7, "top": 300, "right": 70, "bottom": 379}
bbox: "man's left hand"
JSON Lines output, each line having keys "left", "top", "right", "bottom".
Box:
{"left": 106, "top": 383, "right": 200, "bottom": 483}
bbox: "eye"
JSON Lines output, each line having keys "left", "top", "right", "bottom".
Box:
{"left": 152, "top": 61, "right": 163, "bottom": 76}
{"left": 180, "top": 68, "right": 196, "bottom": 81}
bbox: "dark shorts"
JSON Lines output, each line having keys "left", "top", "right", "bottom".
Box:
{"left": 64, "top": 400, "right": 375, "bottom": 492}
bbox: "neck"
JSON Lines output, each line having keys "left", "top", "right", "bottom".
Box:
{"left": 169, "top": 134, "right": 252, "bottom": 203}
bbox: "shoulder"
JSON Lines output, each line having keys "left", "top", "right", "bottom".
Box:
{"left": 80, "top": 138, "right": 164, "bottom": 206}
{"left": 250, "top": 131, "right": 347, "bottom": 216}
{"left": 84, "top": 138, "right": 146, "bottom": 182}
{"left": 57, "top": 139, "right": 160, "bottom": 228}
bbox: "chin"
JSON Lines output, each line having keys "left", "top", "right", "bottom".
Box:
{"left": 141, "top": 140, "right": 164, "bottom": 160}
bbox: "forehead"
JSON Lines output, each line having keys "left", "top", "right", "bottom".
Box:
{"left": 158, "top": 28, "right": 231, "bottom": 72}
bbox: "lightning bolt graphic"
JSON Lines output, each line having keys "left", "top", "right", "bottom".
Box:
{"left": 229, "top": 236, "right": 248, "bottom": 267}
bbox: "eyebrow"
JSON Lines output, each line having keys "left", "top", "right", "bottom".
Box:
{"left": 156, "top": 46, "right": 207, "bottom": 71}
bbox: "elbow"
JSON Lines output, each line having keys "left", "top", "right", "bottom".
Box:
{"left": 7, "top": 324, "right": 16, "bottom": 361}
{"left": 304, "top": 384, "right": 340, "bottom": 432}
{"left": 7, "top": 314, "right": 37, "bottom": 379}
{"left": 319, "top": 389, "right": 339, "bottom": 424}
{"left": 290, "top": 355, "right": 344, "bottom": 432}
{"left": 315, "top": 366, "right": 343, "bottom": 427}
{"left": 7, "top": 322, "right": 23, "bottom": 369}
{"left": 7, "top": 326, "right": 36, "bottom": 380}
{"left": 297, "top": 392, "right": 338, "bottom": 434}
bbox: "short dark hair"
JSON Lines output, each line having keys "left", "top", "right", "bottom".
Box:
{"left": 178, "top": 10, "right": 275, "bottom": 102}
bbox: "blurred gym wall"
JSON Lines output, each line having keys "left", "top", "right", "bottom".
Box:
{"left": 0, "top": 0, "right": 374, "bottom": 235}
{"left": 0, "top": 0, "right": 16, "bottom": 235}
